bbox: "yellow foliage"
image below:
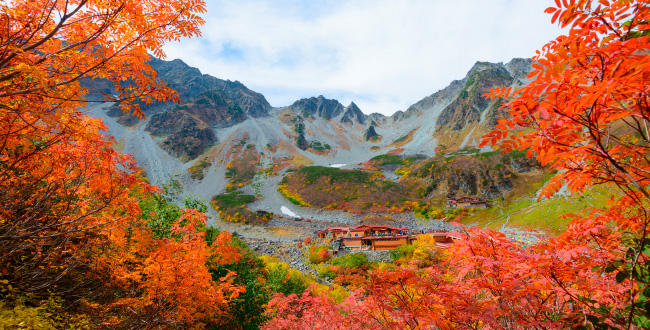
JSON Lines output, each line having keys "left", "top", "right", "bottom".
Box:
{"left": 394, "top": 167, "right": 409, "bottom": 176}
{"left": 218, "top": 209, "right": 245, "bottom": 223}
{"left": 311, "top": 283, "right": 350, "bottom": 303}
{"left": 416, "top": 234, "right": 438, "bottom": 249}
{"left": 277, "top": 185, "right": 311, "bottom": 207}
{"left": 0, "top": 281, "right": 90, "bottom": 330}
{"left": 374, "top": 262, "right": 394, "bottom": 271}
{"left": 412, "top": 246, "right": 431, "bottom": 266}
{"left": 261, "top": 256, "right": 315, "bottom": 286}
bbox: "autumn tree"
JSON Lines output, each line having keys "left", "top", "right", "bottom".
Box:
{"left": 479, "top": 0, "right": 650, "bottom": 328}
{"left": 263, "top": 289, "right": 376, "bottom": 330}
{"left": 265, "top": 1, "right": 650, "bottom": 329}
{"left": 208, "top": 234, "right": 272, "bottom": 330}
{"left": 0, "top": 0, "right": 249, "bottom": 327}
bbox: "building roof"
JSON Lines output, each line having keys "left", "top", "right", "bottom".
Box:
{"left": 446, "top": 231, "right": 464, "bottom": 239}
{"left": 316, "top": 227, "right": 350, "bottom": 234}
{"left": 318, "top": 224, "right": 409, "bottom": 235}
{"left": 350, "top": 224, "right": 408, "bottom": 231}
{"left": 342, "top": 235, "right": 409, "bottom": 240}
{"left": 448, "top": 196, "right": 486, "bottom": 203}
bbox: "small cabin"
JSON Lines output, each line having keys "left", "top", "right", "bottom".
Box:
{"left": 446, "top": 196, "right": 487, "bottom": 209}
{"left": 340, "top": 235, "right": 414, "bottom": 251}
{"left": 317, "top": 224, "right": 416, "bottom": 251}
{"left": 316, "top": 227, "right": 349, "bottom": 243}
{"left": 315, "top": 225, "right": 462, "bottom": 252}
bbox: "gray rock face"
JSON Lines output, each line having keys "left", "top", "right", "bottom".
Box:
{"left": 436, "top": 61, "right": 515, "bottom": 131}
{"left": 340, "top": 102, "right": 366, "bottom": 125}
{"left": 105, "top": 57, "right": 271, "bottom": 126}
{"left": 290, "top": 95, "right": 345, "bottom": 120}
{"left": 505, "top": 58, "right": 534, "bottom": 81}
{"left": 147, "top": 57, "right": 271, "bottom": 118}
{"left": 144, "top": 87, "right": 256, "bottom": 160}
{"left": 393, "top": 59, "right": 533, "bottom": 134}
{"left": 290, "top": 96, "right": 368, "bottom": 125}
{"left": 510, "top": 155, "right": 541, "bottom": 173}
{"left": 367, "top": 113, "right": 386, "bottom": 126}
{"left": 146, "top": 111, "right": 216, "bottom": 159}
{"left": 363, "top": 126, "right": 380, "bottom": 141}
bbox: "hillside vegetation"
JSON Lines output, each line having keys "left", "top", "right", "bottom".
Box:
{"left": 399, "top": 148, "right": 542, "bottom": 201}
{"left": 278, "top": 166, "right": 421, "bottom": 213}
{"left": 278, "top": 150, "right": 548, "bottom": 218}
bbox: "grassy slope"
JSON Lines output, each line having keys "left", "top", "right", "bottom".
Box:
{"left": 459, "top": 174, "right": 615, "bottom": 235}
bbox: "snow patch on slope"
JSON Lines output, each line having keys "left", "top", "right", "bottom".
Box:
{"left": 281, "top": 206, "right": 299, "bottom": 218}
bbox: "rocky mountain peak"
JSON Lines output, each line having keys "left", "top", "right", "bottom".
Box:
{"left": 367, "top": 113, "right": 386, "bottom": 126}
{"left": 505, "top": 58, "right": 534, "bottom": 81}
{"left": 105, "top": 56, "right": 271, "bottom": 126}
{"left": 290, "top": 95, "right": 345, "bottom": 120}
{"left": 435, "top": 61, "right": 518, "bottom": 131}
{"left": 341, "top": 101, "right": 366, "bottom": 125}
{"left": 468, "top": 61, "right": 502, "bottom": 73}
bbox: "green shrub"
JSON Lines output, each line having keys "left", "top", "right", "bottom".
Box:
{"left": 390, "top": 243, "right": 416, "bottom": 262}
{"left": 212, "top": 192, "right": 255, "bottom": 208}
{"left": 369, "top": 154, "right": 403, "bottom": 166}
{"left": 318, "top": 267, "right": 337, "bottom": 279}
{"left": 299, "top": 166, "right": 371, "bottom": 184}
{"left": 196, "top": 98, "right": 210, "bottom": 105}
{"left": 266, "top": 263, "right": 308, "bottom": 296}
{"left": 307, "top": 245, "right": 331, "bottom": 264}
{"left": 331, "top": 253, "right": 368, "bottom": 269}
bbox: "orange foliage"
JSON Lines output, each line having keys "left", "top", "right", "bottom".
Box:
{"left": 0, "top": 0, "right": 246, "bottom": 327}
{"left": 267, "top": 1, "right": 650, "bottom": 329}
{"left": 385, "top": 147, "right": 404, "bottom": 155}
{"left": 95, "top": 209, "right": 243, "bottom": 327}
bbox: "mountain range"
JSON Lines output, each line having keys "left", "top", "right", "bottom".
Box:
{"left": 83, "top": 56, "right": 539, "bottom": 222}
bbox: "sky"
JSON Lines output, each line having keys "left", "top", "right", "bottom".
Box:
{"left": 161, "top": 0, "right": 564, "bottom": 116}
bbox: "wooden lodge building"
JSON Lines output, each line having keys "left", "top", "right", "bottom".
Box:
{"left": 316, "top": 224, "right": 461, "bottom": 252}
{"left": 446, "top": 196, "right": 487, "bottom": 209}
{"left": 428, "top": 231, "right": 463, "bottom": 249}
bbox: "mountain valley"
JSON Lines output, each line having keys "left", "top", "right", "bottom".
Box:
{"left": 83, "top": 56, "right": 588, "bottom": 241}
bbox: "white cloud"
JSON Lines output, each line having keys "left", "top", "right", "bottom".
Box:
{"left": 162, "top": 0, "right": 563, "bottom": 115}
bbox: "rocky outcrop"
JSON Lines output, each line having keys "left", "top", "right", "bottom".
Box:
{"left": 340, "top": 102, "right": 366, "bottom": 125}
{"left": 242, "top": 238, "right": 317, "bottom": 276}
{"left": 146, "top": 57, "right": 271, "bottom": 117}
{"left": 505, "top": 58, "right": 534, "bottom": 81}
{"left": 405, "top": 151, "right": 541, "bottom": 200}
{"left": 363, "top": 126, "right": 380, "bottom": 141}
{"left": 148, "top": 89, "right": 249, "bottom": 129}
{"left": 144, "top": 87, "right": 259, "bottom": 160}
{"left": 294, "top": 122, "right": 309, "bottom": 150}
{"left": 106, "top": 57, "right": 271, "bottom": 126}
{"left": 392, "top": 79, "right": 464, "bottom": 124}
{"left": 436, "top": 62, "right": 515, "bottom": 131}
{"left": 368, "top": 113, "right": 386, "bottom": 127}
{"left": 290, "top": 96, "right": 367, "bottom": 124}
{"left": 509, "top": 153, "right": 541, "bottom": 173}
{"left": 290, "top": 95, "right": 345, "bottom": 120}
{"left": 147, "top": 111, "right": 216, "bottom": 160}
{"left": 393, "top": 59, "right": 532, "bottom": 135}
